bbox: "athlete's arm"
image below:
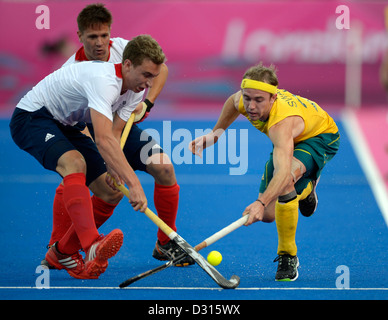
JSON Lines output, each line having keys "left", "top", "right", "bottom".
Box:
{"left": 212, "top": 92, "right": 240, "bottom": 134}
{"left": 112, "top": 112, "right": 126, "bottom": 141}
{"left": 244, "top": 116, "right": 303, "bottom": 225}
{"left": 104, "top": 113, "right": 127, "bottom": 188}
{"left": 189, "top": 92, "right": 240, "bottom": 157}
{"left": 260, "top": 118, "right": 296, "bottom": 205}
{"left": 90, "top": 109, "right": 147, "bottom": 212}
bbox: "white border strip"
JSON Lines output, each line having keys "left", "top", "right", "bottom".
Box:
{"left": 342, "top": 109, "right": 388, "bottom": 227}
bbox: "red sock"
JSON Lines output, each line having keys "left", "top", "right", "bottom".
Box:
{"left": 92, "top": 195, "right": 117, "bottom": 228}
{"left": 154, "top": 183, "right": 179, "bottom": 245}
{"left": 57, "top": 173, "right": 99, "bottom": 254}
{"left": 48, "top": 184, "right": 72, "bottom": 246}
{"left": 54, "top": 195, "right": 117, "bottom": 254}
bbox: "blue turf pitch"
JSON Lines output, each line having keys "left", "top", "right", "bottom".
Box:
{"left": 0, "top": 118, "right": 387, "bottom": 301}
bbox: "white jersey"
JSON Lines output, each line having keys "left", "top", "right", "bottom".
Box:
{"left": 62, "top": 37, "right": 143, "bottom": 121}
{"left": 16, "top": 61, "right": 139, "bottom": 126}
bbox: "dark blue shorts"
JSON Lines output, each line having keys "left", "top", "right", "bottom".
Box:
{"left": 86, "top": 122, "right": 163, "bottom": 172}
{"left": 10, "top": 107, "right": 163, "bottom": 186}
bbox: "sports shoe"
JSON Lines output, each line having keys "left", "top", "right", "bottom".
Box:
{"left": 274, "top": 254, "right": 299, "bottom": 281}
{"left": 84, "top": 229, "right": 124, "bottom": 278}
{"left": 45, "top": 242, "right": 93, "bottom": 279}
{"left": 299, "top": 178, "right": 320, "bottom": 217}
{"left": 152, "top": 240, "right": 195, "bottom": 267}
{"left": 40, "top": 258, "right": 55, "bottom": 269}
{"left": 41, "top": 244, "right": 58, "bottom": 269}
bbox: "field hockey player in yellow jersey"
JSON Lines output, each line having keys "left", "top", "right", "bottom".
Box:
{"left": 190, "top": 63, "right": 340, "bottom": 281}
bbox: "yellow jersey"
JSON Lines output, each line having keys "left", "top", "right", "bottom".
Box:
{"left": 238, "top": 89, "right": 338, "bottom": 144}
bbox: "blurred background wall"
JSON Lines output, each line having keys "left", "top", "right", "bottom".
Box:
{"left": 1, "top": 0, "right": 387, "bottom": 117}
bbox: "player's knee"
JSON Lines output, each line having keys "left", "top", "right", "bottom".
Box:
{"left": 102, "top": 189, "right": 123, "bottom": 205}
{"left": 56, "top": 150, "right": 87, "bottom": 176}
{"left": 153, "top": 163, "right": 176, "bottom": 185}
{"left": 93, "top": 188, "right": 123, "bottom": 205}
{"left": 291, "top": 157, "right": 306, "bottom": 183}
{"left": 71, "top": 157, "right": 87, "bottom": 173}
{"left": 89, "top": 174, "right": 124, "bottom": 205}
{"left": 278, "top": 189, "right": 297, "bottom": 204}
{"left": 147, "top": 154, "right": 176, "bottom": 185}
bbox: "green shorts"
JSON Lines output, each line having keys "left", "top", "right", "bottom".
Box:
{"left": 259, "top": 132, "right": 340, "bottom": 194}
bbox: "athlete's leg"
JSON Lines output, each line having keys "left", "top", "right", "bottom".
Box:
{"left": 48, "top": 125, "right": 124, "bottom": 246}
{"left": 48, "top": 183, "right": 71, "bottom": 246}
{"left": 146, "top": 153, "right": 177, "bottom": 186}
{"left": 123, "top": 126, "right": 180, "bottom": 244}
{"left": 55, "top": 150, "right": 99, "bottom": 254}
{"left": 259, "top": 156, "right": 307, "bottom": 223}
{"left": 121, "top": 126, "right": 194, "bottom": 265}
{"left": 146, "top": 153, "right": 179, "bottom": 245}
{"left": 88, "top": 173, "right": 123, "bottom": 227}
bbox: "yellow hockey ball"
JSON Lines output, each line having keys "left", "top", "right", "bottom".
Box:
{"left": 207, "top": 251, "right": 222, "bottom": 266}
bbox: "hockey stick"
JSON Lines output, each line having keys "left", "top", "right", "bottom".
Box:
{"left": 119, "top": 215, "right": 248, "bottom": 287}
{"left": 116, "top": 183, "right": 240, "bottom": 289}
{"left": 194, "top": 215, "right": 248, "bottom": 251}
{"left": 118, "top": 260, "right": 176, "bottom": 288}
{"left": 116, "top": 112, "right": 239, "bottom": 288}
{"left": 120, "top": 113, "right": 135, "bottom": 149}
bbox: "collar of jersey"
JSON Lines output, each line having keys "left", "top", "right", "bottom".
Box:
{"left": 114, "top": 63, "right": 123, "bottom": 79}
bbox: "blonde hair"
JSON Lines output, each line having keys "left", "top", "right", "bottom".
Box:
{"left": 122, "top": 35, "right": 166, "bottom": 66}
{"left": 243, "top": 62, "right": 279, "bottom": 87}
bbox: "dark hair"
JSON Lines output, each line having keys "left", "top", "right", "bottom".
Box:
{"left": 122, "top": 35, "right": 166, "bottom": 66}
{"left": 77, "top": 3, "right": 112, "bottom": 33}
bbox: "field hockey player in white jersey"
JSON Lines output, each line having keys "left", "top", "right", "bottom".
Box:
{"left": 44, "top": 4, "right": 194, "bottom": 272}
{"left": 10, "top": 35, "right": 165, "bottom": 279}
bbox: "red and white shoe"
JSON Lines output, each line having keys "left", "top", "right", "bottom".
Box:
{"left": 84, "top": 229, "right": 124, "bottom": 278}
{"left": 45, "top": 242, "right": 95, "bottom": 279}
